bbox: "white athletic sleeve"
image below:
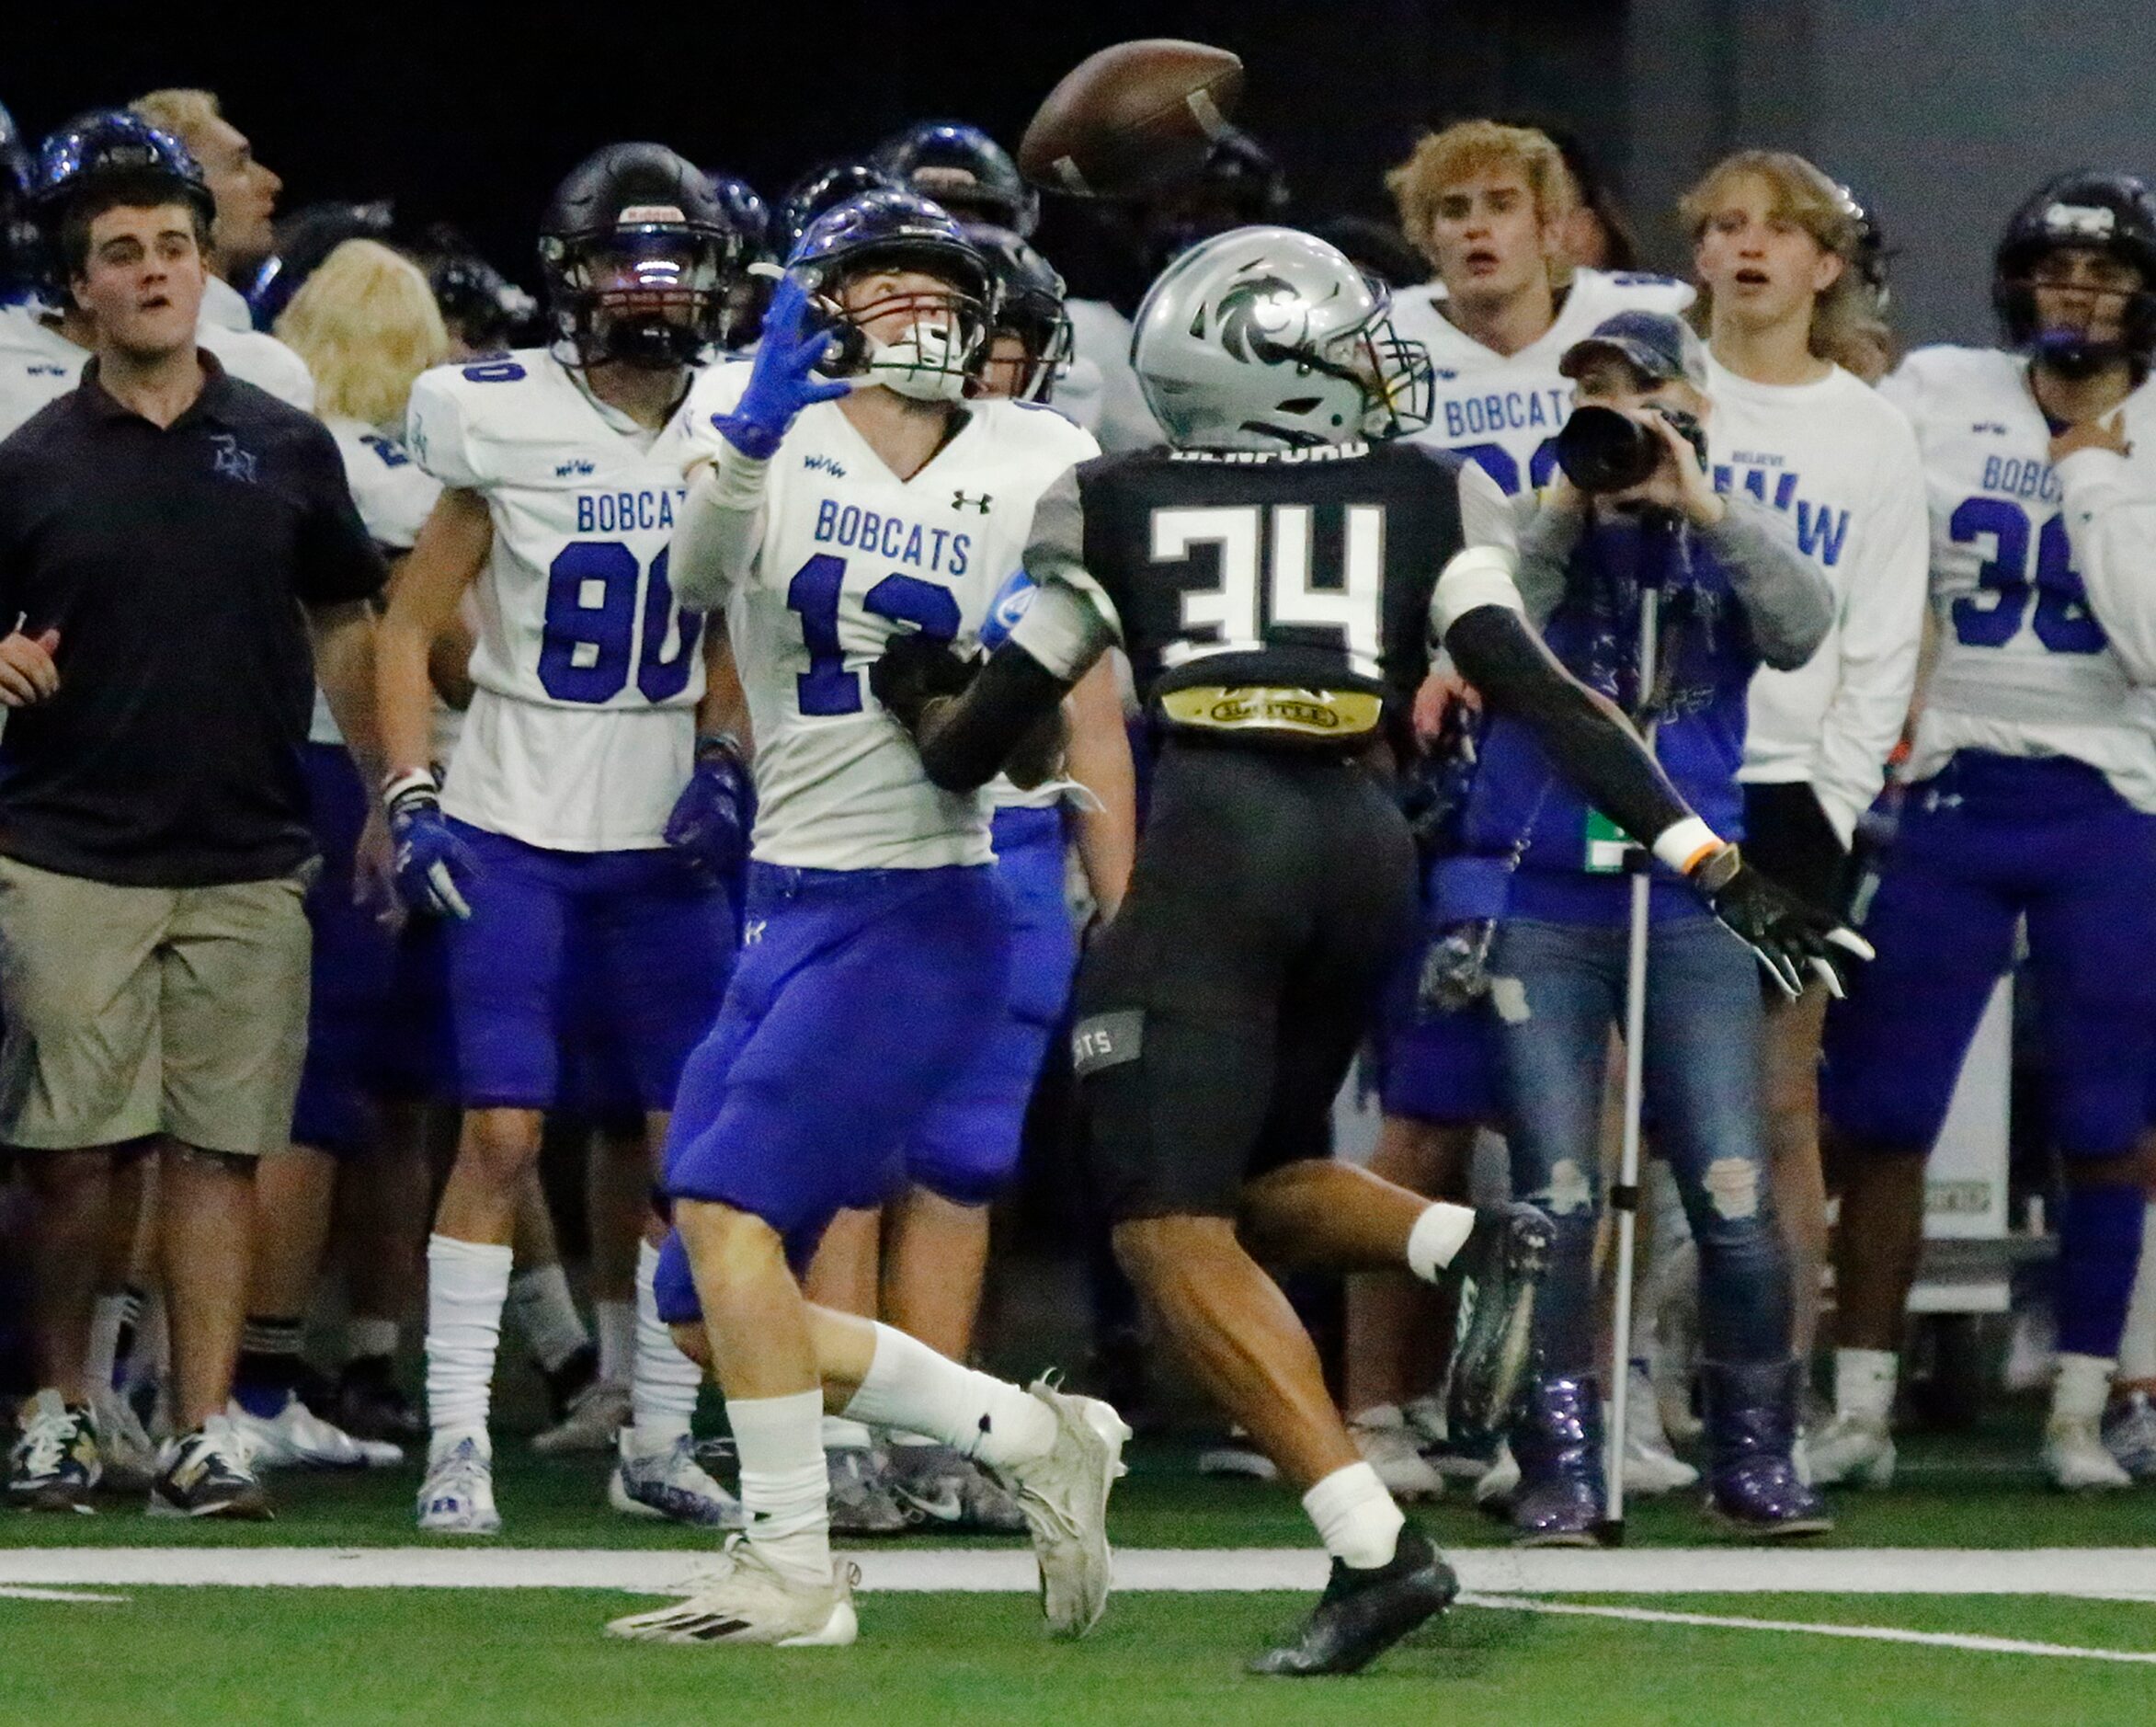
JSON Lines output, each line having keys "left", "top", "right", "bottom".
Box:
{"left": 1454, "top": 454, "right": 1519, "bottom": 553}
{"left": 670, "top": 445, "right": 768, "bottom": 612}
{"left": 405, "top": 367, "right": 487, "bottom": 491}
{"left": 1808, "top": 417, "right": 1932, "bottom": 842}
{"left": 2056, "top": 446, "right": 2156, "bottom": 686}
{"left": 1430, "top": 543, "right": 1526, "bottom": 640}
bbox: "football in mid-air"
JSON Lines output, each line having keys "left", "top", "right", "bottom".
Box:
{"left": 1018, "top": 40, "right": 1245, "bottom": 200}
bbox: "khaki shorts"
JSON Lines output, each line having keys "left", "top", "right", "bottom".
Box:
{"left": 0, "top": 856, "right": 312, "bottom": 1156}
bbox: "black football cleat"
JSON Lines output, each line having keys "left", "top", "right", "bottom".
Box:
{"left": 1444, "top": 1202, "right": 1555, "bottom": 1445}
{"left": 1249, "top": 1524, "right": 1459, "bottom": 1676}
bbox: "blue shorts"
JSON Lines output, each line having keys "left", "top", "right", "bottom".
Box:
{"left": 908, "top": 805, "right": 1078, "bottom": 1205}
{"left": 662, "top": 861, "right": 1012, "bottom": 1271}
{"left": 1824, "top": 752, "right": 2156, "bottom": 1161}
{"left": 291, "top": 747, "right": 459, "bottom": 1154}
{"left": 443, "top": 820, "right": 734, "bottom": 1113}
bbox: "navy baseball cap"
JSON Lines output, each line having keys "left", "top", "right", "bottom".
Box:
{"left": 1560, "top": 309, "right": 1708, "bottom": 389}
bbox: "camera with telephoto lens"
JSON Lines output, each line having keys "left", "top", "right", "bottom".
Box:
{"left": 1554, "top": 404, "right": 1710, "bottom": 494}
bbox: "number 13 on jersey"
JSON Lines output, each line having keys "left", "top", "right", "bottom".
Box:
{"left": 786, "top": 554, "right": 963, "bottom": 716}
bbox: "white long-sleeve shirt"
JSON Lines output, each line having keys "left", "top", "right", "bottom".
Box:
{"left": 1714, "top": 355, "right": 1930, "bottom": 842}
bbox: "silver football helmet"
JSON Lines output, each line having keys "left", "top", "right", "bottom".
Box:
{"left": 1130, "top": 225, "right": 1432, "bottom": 451}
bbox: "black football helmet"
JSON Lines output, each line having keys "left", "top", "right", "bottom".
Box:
{"left": 538, "top": 142, "right": 745, "bottom": 370}
{"left": 703, "top": 170, "right": 772, "bottom": 349}
{"left": 1834, "top": 180, "right": 1892, "bottom": 309}
{"left": 961, "top": 220, "right": 1071, "bottom": 403}
{"left": 787, "top": 189, "right": 991, "bottom": 401}
{"left": 1137, "top": 126, "right": 1292, "bottom": 277}
{"left": 872, "top": 121, "right": 1039, "bottom": 238}
{"left": 1992, "top": 171, "right": 2156, "bottom": 377}
{"left": 774, "top": 160, "right": 900, "bottom": 260}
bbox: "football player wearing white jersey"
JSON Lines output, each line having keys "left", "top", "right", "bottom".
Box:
{"left": 1341, "top": 119, "right": 1694, "bottom": 1488}
{"left": 381, "top": 143, "right": 754, "bottom": 1537}
{"left": 1681, "top": 152, "right": 1929, "bottom": 1395}
{"left": 218, "top": 239, "right": 452, "bottom": 1467}
{"left": 1820, "top": 173, "right": 2156, "bottom": 1492}
{"left": 612, "top": 190, "right": 1129, "bottom": 1651}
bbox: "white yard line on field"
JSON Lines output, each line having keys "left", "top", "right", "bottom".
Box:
{"left": 0, "top": 1584, "right": 129, "bottom": 1603}
{"left": 5, "top": 1546, "right": 2156, "bottom": 1600}
{"left": 1458, "top": 1593, "right": 2156, "bottom": 1664}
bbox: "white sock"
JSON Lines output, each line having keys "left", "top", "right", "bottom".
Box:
{"left": 727, "top": 1390, "right": 832, "bottom": 1588}
{"left": 1406, "top": 1203, "right": 1477, "bottom": 1282}
{"left": 2050, "top": 1352, "right": 2116, "bottom": 1425}
{"left": 505, "top": 1264, "right": 588, "bottom": 1376}
{"left": 1304, "top": 1461, "right": 1405, "bottom": 1570}
{"left": 595, "top": 1299, "right": 635, "bottom": 1388}
{"left": 1833, "top": 1347, "right": 1898, "bottom": 1424}
{"left": 821, "top": 1414, "right": 873, "bottom": 1451}
{"left": 2116, "top": 1203, "right": 2156, "bottom": 1384}
{"left": 426, "top": 1234, "right": 512, "bottom": 1443}
{"left": 86, "top": 1293, "right": 131, "bottom": 1391}
{"left": 627, "top": 1240, "right": 701, "bottom": 1448}
{"left": 841, "top": 1321, "right": 1056, "bottom": 1471}
{"left": 348, "top": 1317, "right": 401, "bottom": 1362}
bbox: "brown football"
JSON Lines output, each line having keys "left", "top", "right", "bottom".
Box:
{"left": 1018, "top": 39, "right": 1245, "bottom": 200}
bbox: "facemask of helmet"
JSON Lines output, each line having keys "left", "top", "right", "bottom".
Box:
{"left": 830, "top": 271, "right": 987, "bottom": 401}
{"left": 546, "top": 224, "right": 729, "bottom": 370}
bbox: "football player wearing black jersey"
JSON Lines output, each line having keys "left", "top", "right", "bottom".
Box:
{"left": 870, "top": 226, "right": 1865, "bottom": 1675}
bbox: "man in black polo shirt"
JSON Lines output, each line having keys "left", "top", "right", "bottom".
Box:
{"left": 0, "top": 126, "right": 385, "bottom": 1517}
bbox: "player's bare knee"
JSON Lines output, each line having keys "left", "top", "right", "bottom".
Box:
{"left": 457, "top": 1110, "right": 542, "bottom": 1188}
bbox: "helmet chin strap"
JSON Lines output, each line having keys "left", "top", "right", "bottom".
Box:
{"left": 863, "top": 320, "right": 971, "bottom": 402}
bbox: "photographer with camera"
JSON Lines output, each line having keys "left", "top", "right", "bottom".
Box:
{"left": 1445, "top": 311, "right": 1842, "bottom": 1544}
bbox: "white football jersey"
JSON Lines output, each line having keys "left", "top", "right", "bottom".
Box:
{"left": 406, "top": 349, "right": 710, "bottom": 851}
{"left": 1390, "top": 268, "right": 1694, "bottom": 496}
{"left": 1882, "top": 345, "right": 2156, "bottom": 810}
{"left": 0, "top": 301, "right": 314, "bottom": 437}
{"left": 309, "top": 416, "right": 448, "bottom": 748}
{"left": 679, "top": 364, "right": 1100, "bottom": 869}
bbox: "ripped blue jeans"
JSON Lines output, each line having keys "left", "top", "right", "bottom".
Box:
{"left": 1488, "top": 912, "right": 1791, "bottom": 1377}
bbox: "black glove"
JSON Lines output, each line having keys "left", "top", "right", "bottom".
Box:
{"left": 1691, "top": 841, "right": 1875, "bottom": 999}
{"left": 868, "top": 633, "right": 978, "bottom": 735}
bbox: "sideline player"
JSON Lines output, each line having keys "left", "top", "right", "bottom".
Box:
{"left": 380, "top": 143, "right": 750, "bottom": 1534}
{"left": 1680, "top": 151, "right": 1929, "bottom": 1424}
{"left": 609, "top": 189, "right": 1127, "bottom": 1650}
{"left": 1819, "top": 173, "right": 2156, "bottom": 1491}
{"left": 871, "top": 224, "right": 1865, "bottom": 1673}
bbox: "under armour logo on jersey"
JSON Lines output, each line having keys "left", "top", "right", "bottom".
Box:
{"left": 953, "top": 490, "right": 993, "bottom": 513}
{"left": 804, "top": 452, "right": 848, "bottom": 478}
{"left": 742, "top": 918, "right": 767, "bottom": 946}
{"left": 209, "top": 433, "right": 257, "bottom": 484}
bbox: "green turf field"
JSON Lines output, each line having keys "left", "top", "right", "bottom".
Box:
{"left": 5, "top": 1420, "right": 2154, "bottom": 1725}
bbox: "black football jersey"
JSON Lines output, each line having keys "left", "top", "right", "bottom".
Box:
{"left": 1029, "top": 438, "right": 1505, "bottom": 745}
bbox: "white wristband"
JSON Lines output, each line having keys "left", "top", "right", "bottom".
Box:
{"left": 1650, "top": 816, "right": 1722, "bottom": 875}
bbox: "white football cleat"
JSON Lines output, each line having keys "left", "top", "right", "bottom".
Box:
{"left": 416, "top": 1434, "right": 501, "bottom": 1535}
{"left": 2042, "top": 1415, "right": 2133, "bottom": 1491}
{"left": 1614, "top": 1366, "right": 1698, "bottom": 1496}
{"left": 992, "top": 1377, "right": 1131, "bottom": 1639}
{"left": 609, "top": 1432, "right": 742, "bottom": 1527}
{"left": 1805, "top": 1412, "right": 1896, "bottom": 1489}
{"left": 1349, "top": 1405, "right": 1444, "bottom": 1500}
{"left": 229, "top": 1395, "right": 403, "bottom": 1470}
{"left": 606, "top": 1538, "right": 858, "bottom": 1647}
{"left": 530, "top": 1381, "right": 630, "bottom": 1456}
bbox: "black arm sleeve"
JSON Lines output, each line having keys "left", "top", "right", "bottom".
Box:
{"left": 914, "top": 640, "right": 1074, "bottom": 794}
{"left": 1444, "top": 604, "right": 1695, "bottom": 847}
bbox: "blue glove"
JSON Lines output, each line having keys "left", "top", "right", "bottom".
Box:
{"left": 666, "top": 734, "right": 755, "bottom": 879}
{"left": 384, "top": 771, "right": 479, "bottom": 920}
{"left": 708, "top": 275, "right": 852, "bottom": 459}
